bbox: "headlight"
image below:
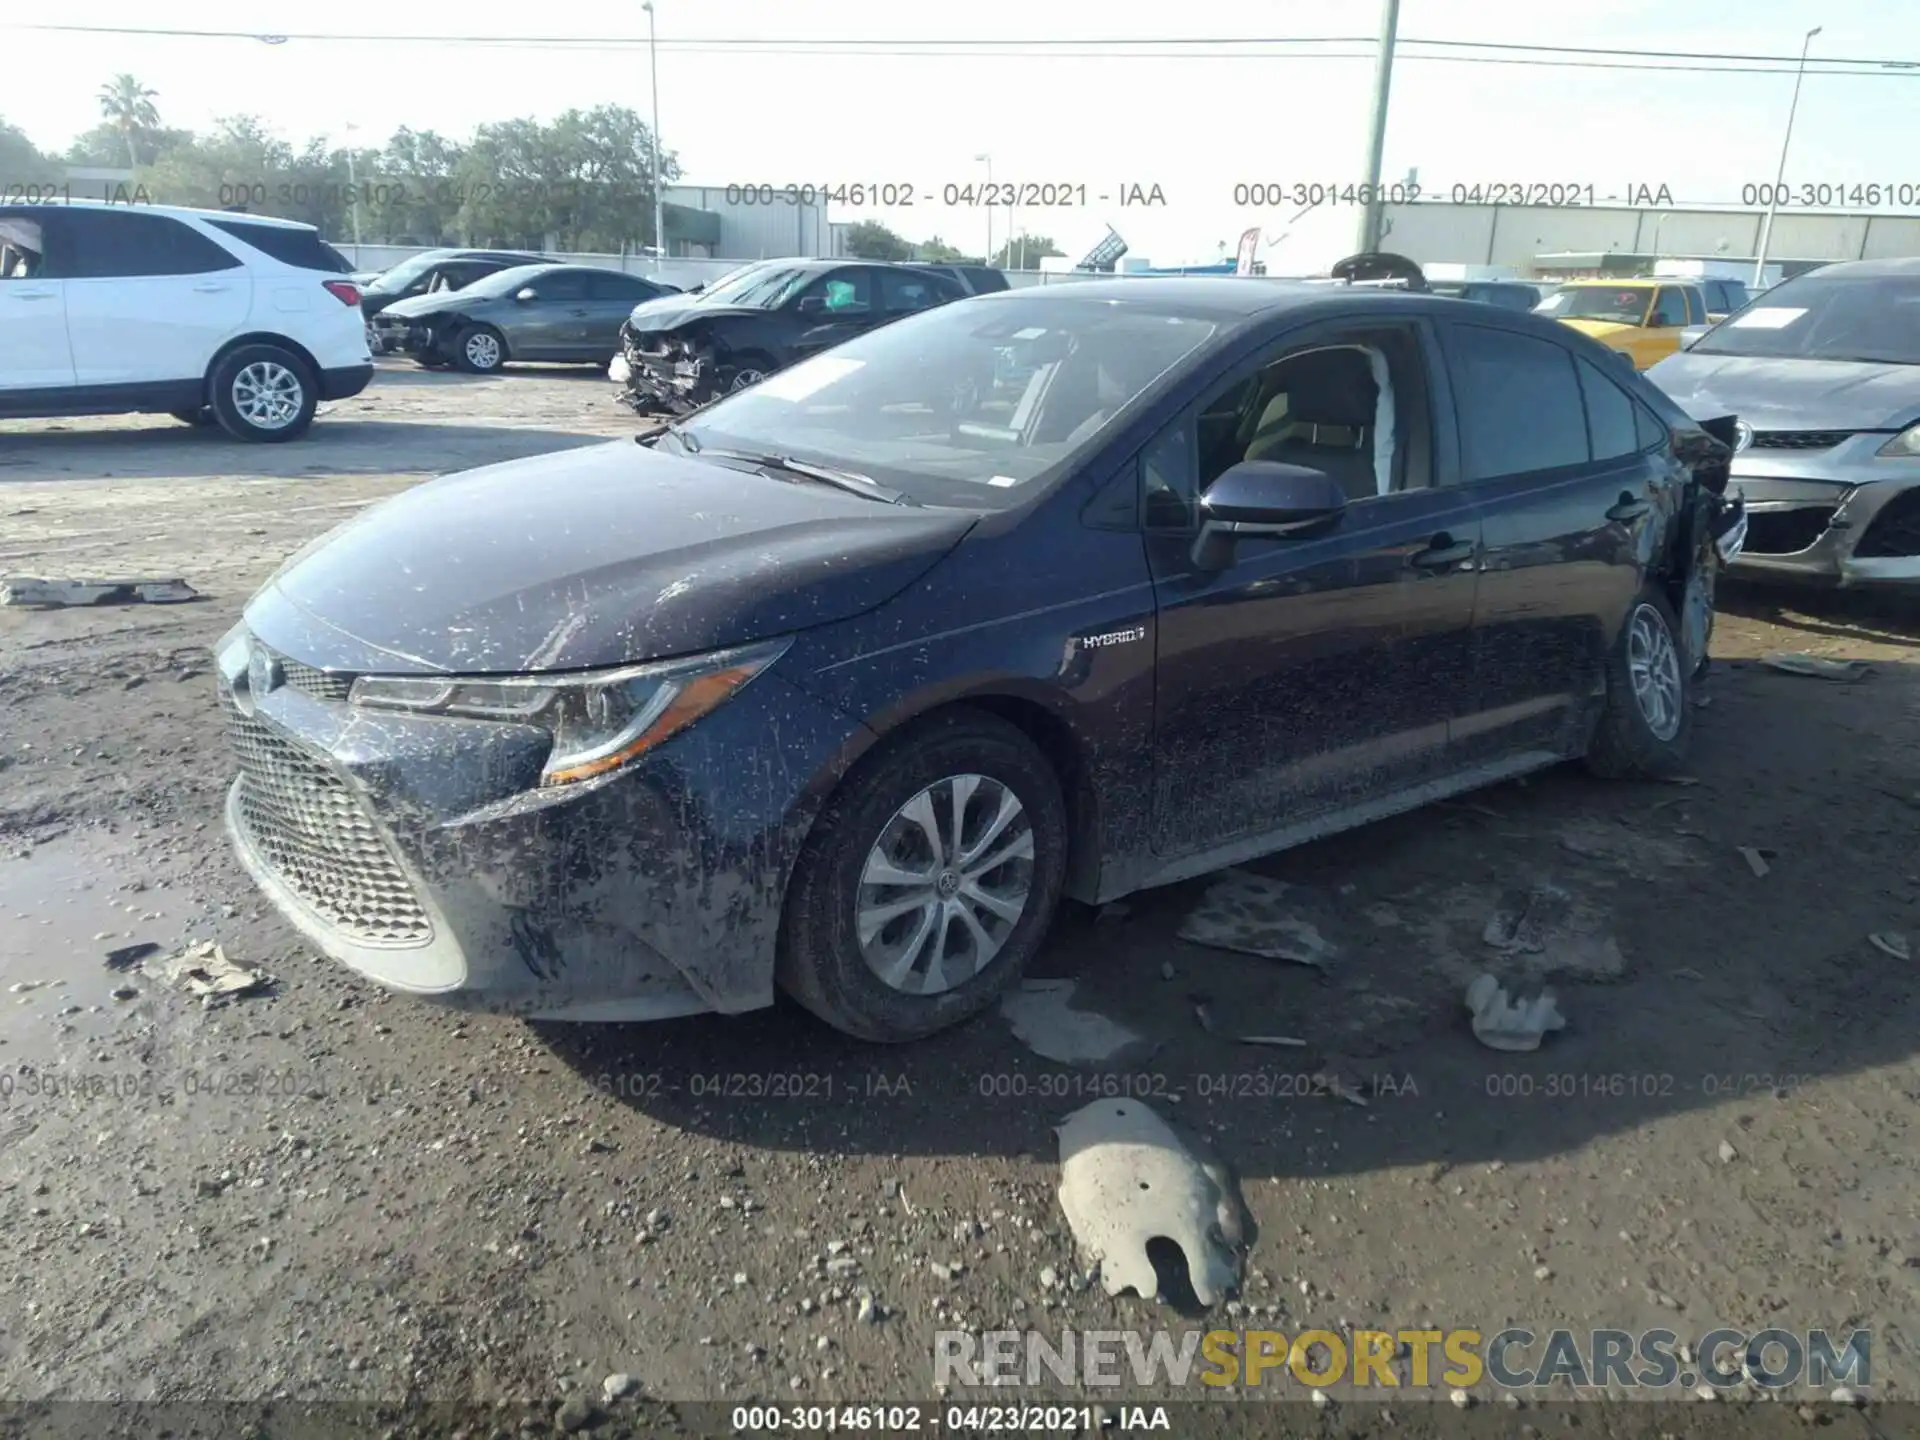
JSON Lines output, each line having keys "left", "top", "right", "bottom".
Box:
{"left": 1876, "top": 424, "right": 1920, "bottom": 457}
{"left": 348, "top": 638, "right": 790, "bottom": 787}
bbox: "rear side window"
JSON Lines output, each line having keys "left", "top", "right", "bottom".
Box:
{"left": 55, "top": 210, "right": 242, "bottom": 279}
{"left": 1448, "top": 324, "right": 1589, "bottom": 480}
{"left": 1649, "top": 288, "right": 1688, "bottom": 326}
{"left": 1575, "top": 355, "right": 1640, "bottom": 461}
{"left": 207, "top": 219, "right": 353, "bottom": 273}
{"left": 587, "top": 272, "right": 655, "bottom": 301}
{"left": 880, "top": 270, "right": 943, "bottom": 313}
{"left": 962, "top": 266, "right": 1009, "bottom": 292}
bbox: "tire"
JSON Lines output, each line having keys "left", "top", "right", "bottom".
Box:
{"left": 723, "top": 352, "right": 777, "bottom": 394}
{"left": 207, "top": 345, "right": 317, "bottom": 443}
{"left": 777, "top": 709, "right": 1069, "bottom": 1043}
{"left": 1583, "top": 589, "right": 1693, "bottom": 779}
{"left": 169, "top": 407, "right": 215, "bottom": 427}
{"left": 453, "top": 325, "right": 507, "bottom": 374}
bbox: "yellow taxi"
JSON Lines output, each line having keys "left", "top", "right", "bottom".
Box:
{"left": 1531, "top": 279, "right": 1708, "bottom": 370}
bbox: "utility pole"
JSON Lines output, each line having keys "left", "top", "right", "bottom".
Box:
{"left": 1753, "top": 25, "right": 1821, "bottom": 289}
{"left": 644, "top": 1, "right": 666, "bottom": 268}
{"left": 1355, "top": 0, "right": 1401, "bottom": 254}
{"left": 976, "top": 153, "right": 993, "bottom": 264}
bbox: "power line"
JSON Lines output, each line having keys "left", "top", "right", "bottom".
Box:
{"left": 5, "top": 22, "right": 1920, "bottom": 74}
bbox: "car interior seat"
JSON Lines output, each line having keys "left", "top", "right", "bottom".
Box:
{"left": 1243, "top": 350, "right": 1380, "bottom": 502}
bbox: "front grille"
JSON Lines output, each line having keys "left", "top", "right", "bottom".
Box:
{"left": 1854, "top": 488, "right": 1920, "bottom": 558}
{"left": 279, "top": 658, "right": 354, "bottom": 703}
{"left": 1745, "top": 506, "right": 1837, "bottom": 555}
{"left": 226, "top": 707, "right": 433, "bottom": 946}
{"left": 1750, "top": 430, "right": 1855, "bottom": 451}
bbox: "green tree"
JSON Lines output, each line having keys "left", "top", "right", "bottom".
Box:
{"left": 64, "top": 121, "right": 192, "bottom": 170}
{"left": 0, "top": 118, "right": 59, "bottom": 187}
{"left": 141, "top": 115, "right": 297, "bottom": 212}
{"left": 844, "top": 221, "right": 911, "bottom": 261}
{"left": 911, "top": 234, "right": 969, "bottom": 263}
{"left": 97, "top": 74, "right": 160, "bottom": 170}
{"left": 990, "top": 233, "right": 1064, "bottom": 270}
{"left": 452, "top": 106, "right": 678, "bottom": 251}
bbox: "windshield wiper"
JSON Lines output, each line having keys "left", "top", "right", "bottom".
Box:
{"left": 693, "top": 447, "right": 916, "bottom": 505}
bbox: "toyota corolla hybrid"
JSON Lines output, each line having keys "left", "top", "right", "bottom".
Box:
{"left": 219, "top": 279, "right": 1741, "bottom": 1043}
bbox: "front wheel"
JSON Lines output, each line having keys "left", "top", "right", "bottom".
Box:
{"left": 453, "top": 325, "right": 507, "bottom": 374}
{"left": 207, "top": 346, "right": 317, "bottom": 442}
{"left": 1583, "top": 590, "right": 1693, "bottom": 779}
{"left": 778, "top": 710, "right": 1068, "bottom": 1043}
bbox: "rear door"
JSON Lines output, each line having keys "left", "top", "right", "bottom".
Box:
{"left": 1441, "top": 320, "right": 1676, "bottom": 767}
{"left": 0, "top": 208, "right": 74, "bottom": 392}
{"left": 56, "top": 209, "right": 250, "bottom": 387}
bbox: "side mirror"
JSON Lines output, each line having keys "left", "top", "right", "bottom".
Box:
{"left": 796, "top": 294, "right": 827, "bottom": 315}
{"left": 515, "top": 287, "right": 538, "bottom": 302}
{"left": 687, "top": 282, "right": 707, "bottom": 295}
{"left": 1192, "top": 461, "right": 1347, "bottom": 570}
{"left": 1610, "top": 348, "right": 1636, "bottom": 371}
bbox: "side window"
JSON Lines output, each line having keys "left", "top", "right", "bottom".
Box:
{"left": 1649, "top": 288, "right": 1688, "bottom": 326}
{"left": 0, "top": 213, "right": 46, "bottom": 279}
{"left": 1448, "top": 324, "right": 1589, "bottom": 480}
{"left": 56, "top": 211, "right": 241, "bottom": 279}
{"left": 1575, "top": 355, "right": 1640, "bottom": 461}
{"left": 879, "top": 269, "right": 940, "bottom": 314}
{"left": 1141, "top": 414, "right": 1199, "bottom": 530}
{"left": 1634, "top": 400, "right": 1669, "bottom": 451}
{"left": 528, "top": 271, "right": 588, "bottom": 301}
{"left": 587, "top": 273, "right": 650, "bottom": 301}
{"left": 802, "top": 268, "right": 873, "bottom": 315}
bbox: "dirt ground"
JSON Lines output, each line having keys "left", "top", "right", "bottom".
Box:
{"left": 2, "top": 362, "right": 1918, "bottom": 1437}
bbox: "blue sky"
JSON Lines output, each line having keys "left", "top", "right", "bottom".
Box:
{"left": 2, "top": 0, "right": 1907, "bottom": 266}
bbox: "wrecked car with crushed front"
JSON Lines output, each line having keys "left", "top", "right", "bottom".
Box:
{"left": 220, "top": 279, "right": 1743, "bottom": 1044}
{"left": 615, "top": 259, "right": 966, "bottom": 414}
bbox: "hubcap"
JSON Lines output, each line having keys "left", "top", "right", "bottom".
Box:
{"left": 232, "top": 361, "right": 303, "bottom": 430}
{"left": 730, "top": 368, "right": 764, "bottom": 391}
{"left": 856, "top": 774, "right": 1035, "bottom": 996}
{"left": 1626, "top": 603, "right": 1683, "bottom": 742}
{"left": 466, "top": 332, "right": 501, "bottom": 368}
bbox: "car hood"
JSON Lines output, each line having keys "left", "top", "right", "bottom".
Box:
{"left": 628, "top": 302, "right": 777, "bottom": 334}
{"left": 379, "top": 291, "right": 492, "bottom": 321}
{"left": 245, "top": 440, "right": 976, "bottom": 675}
{"left": 1645, "top": 352, "right": 1920, "bottom": 431}
{"left": 1556, "top": 318, "right": 1637, "bottom": 342}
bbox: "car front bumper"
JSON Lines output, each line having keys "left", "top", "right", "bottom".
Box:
{"left": 218, "top": 629, "right": 864, "bottom": 1021}
{"left": 1726, "top": 471, "right": 1920, "bottom": 588}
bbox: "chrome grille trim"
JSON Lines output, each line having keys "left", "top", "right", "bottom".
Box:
{"left": 1750, "top": 430, "right": 1855, "bottom": 451}
{"left": 278, "top": 657, "right": 355, "bottom": 703}
{"left": 225, "top": 705, "right": 433, "bottom": 947}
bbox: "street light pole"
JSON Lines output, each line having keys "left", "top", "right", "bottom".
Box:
{"left": 975, "top": 152, "right": 992, "bottom": 264}
{"left": 342, "top": 121, "right": 363, "bottom": 264}
{"left": 644, "top": 1, "right": 666, "bottom": 268}
{"left": 1355, "top": 0, "right": 1401, "bottom": 254}
{"left": 1753, "top": 25, "right": 1821, "bottom": 289}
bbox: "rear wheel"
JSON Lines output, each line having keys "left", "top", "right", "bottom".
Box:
{"left": 778, "top": 710, "right": 1068, "bottom": 1043}
{"left": 724, "top": 352, "right": 777, "bottom": 393}
{"left": 1584, "top": 589, "right": 1692, "bottom": 779}
{"left": 207, "top": 345, "right": 317, "bottom": 443}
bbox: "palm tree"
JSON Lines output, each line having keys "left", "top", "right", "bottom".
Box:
{"left": 97, "top": 74, "right": 159, "bottom": 170}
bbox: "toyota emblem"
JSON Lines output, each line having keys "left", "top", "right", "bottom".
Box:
{"left": 1733, "top": 421, "right": 1754, "bottom": 453}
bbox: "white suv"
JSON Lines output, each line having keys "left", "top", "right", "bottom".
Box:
{"left": 0, "top": 201, "right": 373, "bottom": 442}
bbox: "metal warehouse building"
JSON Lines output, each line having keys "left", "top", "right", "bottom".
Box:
{"left": 662, "top": 184, "right": 849, "bottom": 260}
{"left": 1372, "top": 202, "right": 1920, "bottom": 274}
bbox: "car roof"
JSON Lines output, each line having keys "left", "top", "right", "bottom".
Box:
{"left": 969, "top": 275, "right": 1468, "bottom": 318}
{"left": 1558, "top": 277, "right": 1696, "bottom": 289}
{"left": 1786, "top": 256, "right": 1920, "bottom": 279}
{"left": 5, "top": 199, "right": 313, "bottom": 230}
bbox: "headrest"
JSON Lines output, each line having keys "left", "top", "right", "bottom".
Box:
{"left": 1281, "top": 351, "right": 1379, "bottom": 429}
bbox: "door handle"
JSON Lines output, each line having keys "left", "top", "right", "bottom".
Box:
{"left": 192, "top": 283, "right": 231, "bottom": 293}
{"left": 1410, "top": 536, "right": 1474, "bottom": 570}
{"left": 569, "top": 308, "right": 591, "bottom": 316}
{"left": 1606, "top": 496, "right": 1652, "bottom": 523}
{"left": 8, "top": 289, "right": 56, "bottom": 300}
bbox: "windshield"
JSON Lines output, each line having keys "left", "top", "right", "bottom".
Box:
{"left": 361, "top": 254, "right": 450, "bottom": 296}
{"left": 700, "top": 266, "right": 812, "bottom": 308}
{"left": 670, "top": 295, "right": 1221, "bottom": 508}
{"left": 1533, "top": 286, "right": 1650, "bottom": 324}
{"left": 1690, "top": 273, "right": 1920, "bottom": 364}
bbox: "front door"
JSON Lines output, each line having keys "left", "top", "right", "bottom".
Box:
{"left": 1145, "top": 317, "right": 1483, "bottom": 858}
{"left": 785, "top": 267, "right": 880, "bottom": 362}
{"left": 509, "top": 270, "right": 590, "bottom": 358}
{"left": 1439, "top": 319, "right": 1678, "bottom": 766}
{"left": 0, "top": 209, "right": 73, "bottom": 391}
{"left": 56, "top": 209, "right": 251, "bottom": 387}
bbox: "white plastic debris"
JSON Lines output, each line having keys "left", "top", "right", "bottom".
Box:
{"left": 1056, "top": 1098, "right": 1242, "bottom": 1308}
{"left": 149, "top": 941, "right": 270, "bottom": 1000}
{"left": 1000, "top": 981, "right": 1146, "bottom": 1066}
{"left": 1465, "top": 973, "right": 1566, "bottom": 1052}
{"left": 1868, "top": 933, "right": 1911, "bottom": 961}
{"left": 0, "top": 577, "right": 198, "bottom": 607}
{"left": 1762, "top": 652, "right": 1870, "bottom": 682}
{"left": 1178, "top": 869, "right": 1339, "bottom": 968}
